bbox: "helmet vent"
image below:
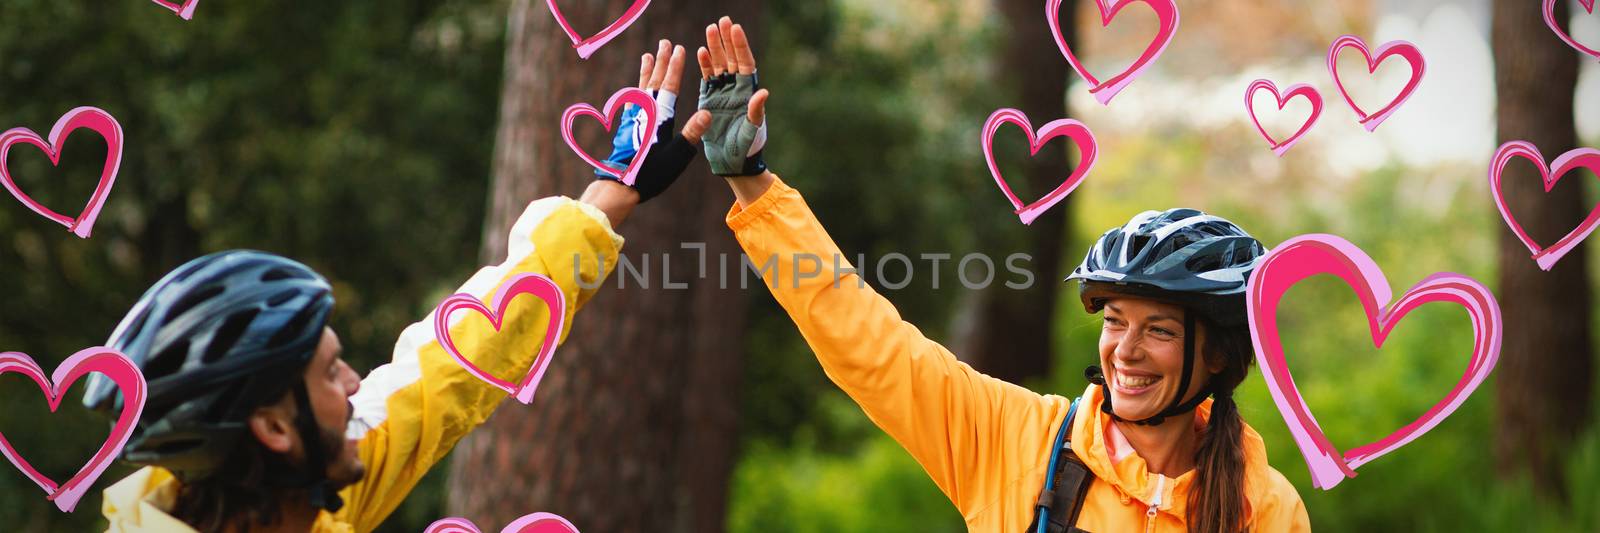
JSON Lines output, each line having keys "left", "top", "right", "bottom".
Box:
{"left": 269, "top": 303, "right": 323, "bottom": 350}
{"left": 261, "top": 268, "right": 301, "bottom": 282}
{"left": 1186, "top": 253, "right": 1225, "bottom": 273}
{"left": 202, "top": 309, "right": 259, "bottom": 363}
{"left": 169, "top": 262, "right": 207, "bottom": 284}
{"left": 1166, "top": 234, "right": 1196, "bottom": 255}
{"left": 118, "top": 308, "right": 153, "bottom": 347}
{"left": 1129, "top": 235, "right": 1152, "bottom": 253}
{"left": 166, "top": 285, "right": 225, "bottom": 322}
{"left": 145, "top": 339, "right": 190, "bottom": 379}
{"left": 266, "top": 289, "right": 298, "bottom": 307}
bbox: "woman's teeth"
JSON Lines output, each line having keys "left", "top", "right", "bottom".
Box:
{"left": 1120, "top": 373, "right": 1159, "bottom": 388}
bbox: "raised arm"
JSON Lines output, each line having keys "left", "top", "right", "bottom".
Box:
{"left": 700, "top": 17, "right": 1070, "bottom": 521}
{"left": 335, "top": 39, "right": 706, "bottom": 531}
{"left": 339, "top": 195, "right": 620, "bottom": 531}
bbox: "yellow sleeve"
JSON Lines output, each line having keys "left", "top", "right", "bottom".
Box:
{"left": 336, "top": 197, "right": 622, "bottom": 532}
{"left": 726, "top": 176, "right": 1068, "bottom": 522}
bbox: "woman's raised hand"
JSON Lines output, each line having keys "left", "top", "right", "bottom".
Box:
{"left": 692, "top": 16, "right": 769, "bottom": 178}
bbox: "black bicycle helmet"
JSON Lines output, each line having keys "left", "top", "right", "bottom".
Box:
{"left": 1066, "top": 208, "right": 1265, "bottom": 425}
{"left": 83, "top": 250, "right": 344, "bottom": 509}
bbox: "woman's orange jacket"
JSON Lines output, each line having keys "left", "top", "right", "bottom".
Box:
{"left": 726, "top": 177, "right": 1311, "bottom": 532}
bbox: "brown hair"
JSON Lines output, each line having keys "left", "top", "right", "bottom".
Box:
{"left": 1187, "top": 319, "right": 1254, "bottom": 533}
{"left": 170, "top": 434, "right": 303, "bottom": 533}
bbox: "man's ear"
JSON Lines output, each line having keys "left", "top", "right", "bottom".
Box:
{"left": 248, "top": 394, "right": 298, "bottom": 454}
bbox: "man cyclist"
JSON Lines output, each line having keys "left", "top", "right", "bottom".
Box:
{"left": 87, "top": 39, "right": 703, "bottom": 533}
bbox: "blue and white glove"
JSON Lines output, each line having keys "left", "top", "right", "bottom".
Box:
{"left": 596, "top": 90, "right": 699, "bottom": 203}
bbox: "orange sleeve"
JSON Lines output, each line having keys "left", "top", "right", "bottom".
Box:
{"left": 726, "top": 176, "right": 1070, "bottom": 523}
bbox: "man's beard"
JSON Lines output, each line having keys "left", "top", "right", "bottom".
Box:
{"left": 319, "top": 401, "right": 366, "bottom": 487}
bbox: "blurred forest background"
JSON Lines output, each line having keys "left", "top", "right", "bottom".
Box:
{"left": 2, "top": 0, "right": 1599, "bottom": 531}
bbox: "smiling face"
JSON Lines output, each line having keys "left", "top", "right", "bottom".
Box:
{"left": 1097, "top": 297, "right": 1220, "bottom": 421}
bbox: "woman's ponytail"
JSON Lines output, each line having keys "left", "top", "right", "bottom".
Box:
{"left": 1188, "top": 322, "right": 1253, "bottom": 533}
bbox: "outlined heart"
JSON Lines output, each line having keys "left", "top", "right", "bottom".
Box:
{"left": 1247, "top": 234, "right": 1502, "bottom": 490}
{"left": 1245, "top": 79, "right": 1323, "bottom": 157}
{"left": 980, "top": 109, "right": 1099, "bottom": 226}
{"left": 546, "top": 0, "right": 651, "bottom": 59}
{"left": 0, "top": 347, "right": 146, "bottom": 512}
{"left": 0, "top": 106, "right": 124, "bottom": 238}
{"left": 426, "top": 513, "right": 580, "bottom": 533}
{"left": 561, "top": 88, "right": 658, "bottom": 187}
{"left": 1544, "top": 0, "right": 1600, "bottom": 61}
{"left": 1488, "top": 140, "right": 1600, "bottom": 271}
{"left": 1326, "top": 35, "right": 1426, "bottom": 132}
{"left": 433, "top": 273, "right": 568, "bottom": 404}
{"left": 1047, "top": 0, "right": 1180, "bottom": 105}
{"left": 149, "top": 0, "right": 200, "bottom": 20}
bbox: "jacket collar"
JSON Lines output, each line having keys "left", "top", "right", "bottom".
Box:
{"left": 102, "top": 467, "right": 352, "bottom": 533}
{"left": 102, "top": 467, "right": 197, "bottom": 532}
{"left": 1069, "top": 384, "right": 1277, "bottom": 522}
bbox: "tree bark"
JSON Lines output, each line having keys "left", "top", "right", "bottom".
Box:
{"left": 954, "top": 0, "right": 1074, "bottom": 384}
{"left": 1491, "top": 0, "right": 1591, "bottom": 503}
{"left": 448, "top": 1, "right": 758, "bottom": 531}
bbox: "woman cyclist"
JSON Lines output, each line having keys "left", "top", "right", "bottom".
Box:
{"left": 690, "top": 16, "right": 1310, "bottom": 533}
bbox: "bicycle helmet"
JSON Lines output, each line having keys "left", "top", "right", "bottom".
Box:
{"left": 84, "top": 250, "right": 344, "bottom": 510}
{"left": 1066, "top": 208, "right": 1264, "bottom": 425}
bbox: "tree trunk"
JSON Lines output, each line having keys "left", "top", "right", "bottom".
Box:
{"left": 1491, "top": 0, "right": 1591, "bottom": 503}
{"left": 447, "top": 1, "right": 758, "bottom": 531}
{"left": 954, "top": 0, "right": 1074, "bottom": 384}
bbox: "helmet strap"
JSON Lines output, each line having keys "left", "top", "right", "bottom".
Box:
{"left": 289, "top": 382, "right": 344, "bottom": 513}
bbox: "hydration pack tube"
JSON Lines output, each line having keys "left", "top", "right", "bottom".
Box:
{"left": 1031, "top": 398, "right": 1095, "bottom": 533}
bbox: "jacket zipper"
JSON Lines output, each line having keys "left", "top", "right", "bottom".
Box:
{"left": 1144, "top": 475, "right": 1165, "bottom": 533}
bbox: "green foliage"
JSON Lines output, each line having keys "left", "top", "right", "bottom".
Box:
{"left": 727, "top": 393, "right": 963, "bottom": 533}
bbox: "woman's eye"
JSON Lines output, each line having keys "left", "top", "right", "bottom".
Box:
{"left": 1152, "top": 327, "right": 1176, "bottom": 337}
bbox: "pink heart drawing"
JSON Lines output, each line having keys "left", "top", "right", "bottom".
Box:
{"left": 426, "top": 513, "right": 580, "bottom": 533}
{"left": 0, "top": 347, "right": 146, "bottom": 512}
{"left": 546, "top": 0, "right": 651, "bottom": 59}
{"left": 561, "top": 88, "right": 658, "bottom": 187}
{"left": 0, "top": 106, "right": 124, "bottom": 238}
{"left": 980, "top": 108, "right": 1099, "bottom": 225}
{"left": 148, "top": 0, "right": 200, "bottom": 20}
{"left": 1247, "top": 234, "right": 1501, "bottom": 490}
{"left": 1545, "top": 0, "right": 1600, "bottom": 61}
{"left": 1488, "top": 140, "right": 1600, "bottom": 271}
{"left": 1245, "top": 79, "right": 1323, "bottom": 157}
{"left": 434, "top": 273, "right": 568, "bottom": 404}
{"left": 1326, "top": 35, "right": 1426, "bottom": 132}
{"left": 1047, "top": 0, "right": 1180, "bottom": 105}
